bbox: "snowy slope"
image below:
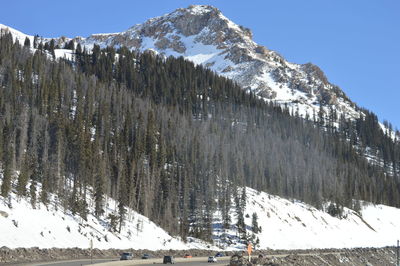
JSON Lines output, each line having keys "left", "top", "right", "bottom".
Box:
{"left": 2, "top": 182, "right": 400, "bottom": 250}
{"left": 0, "top": 24, "right": 74, "bottom": 61}
{"left": 0, "top": 183, "right": 215, "bottom": 250}
{"left": 215, "top": 187, "right": 400, "bottom": 250}
{"left": 0, "top": 23, "right": 34, "bottom": 44}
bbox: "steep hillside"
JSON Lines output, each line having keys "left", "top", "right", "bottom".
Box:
{"left": 219, "top": 187, "right": 400, "bottom": 249}
{"left": 0, "top": 180, "right": 214, "bottom": 250}
{"left": 2, "top": 184, "right": 399, "bottom": 250}
{"left": 1, "top": 17, "right": 400, "bottom": 249}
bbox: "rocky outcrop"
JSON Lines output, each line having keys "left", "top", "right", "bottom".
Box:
{"left": 0, "top": 210, "right": 8, "bottom": 218}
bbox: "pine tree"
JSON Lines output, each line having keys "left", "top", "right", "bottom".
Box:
{"left": 64, "top": 40, "right": 74, "bottom": 50}
{"left": 1, "top": 146, "right": 13, "bottom": 198}
{"left": 40, "top": 169, "right": 49, "bottom": 206}
{"left": 29, "top": 173, "right": 37, "bottom": 208}
{"left": 251, "top": 212, "right": 260, "bottom": 233}
{"left": 48, "top": 39, "right": 56, "bottom": 58}
{"left": 24, "top": 37, "right": 31, "bottom": 47}
{"left": 108, "top": 213, "right": 118, "bottom": 232}
{"left": 236, "top": 209, "right": 246, "bottom": 241}
{"left": 318, "top": 100, "right": 325, "bottom": 127}
{"left": 240, "top": 187, "right": 246, "bottom": 210}
{"left": 1, "top": 162, "right": 12, "bottom": 198}
{"left": 33, "top": 35, "right": 39, "bottom": 48}
{"left": 235, "top": 189, "right": 246, "bottom": 241}
{"left": 16, "top": 155, "right": 30, "bottom": 197}
{"left": 118, "top": 161, "right": 128, "bottom": 233}
{"left": 145, "top": 111, "right": 157, "bottom": 171}
{"left": 94, "top": 155, "right": 106, "bottom": 217}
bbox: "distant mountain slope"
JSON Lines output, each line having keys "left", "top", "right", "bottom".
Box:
{"left": 1, "top": 5, "right": 361, "bottom": 122}
{"left": 75, "top": 5, "right": 359, "bottom": 121}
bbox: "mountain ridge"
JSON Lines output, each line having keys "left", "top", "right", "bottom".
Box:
{"left": 1, "top": 5, "right": 363, "bottom": 125}
{"left": 76, "top": 5, "right": 360, "bottom": 122}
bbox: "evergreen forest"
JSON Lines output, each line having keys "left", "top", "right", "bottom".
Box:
{"left": 0, "top": 33, "right": 399, "bottom": 242}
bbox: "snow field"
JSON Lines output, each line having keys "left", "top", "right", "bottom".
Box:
{"left": 0, "top": 181, "right": 214, "bottom": 250}
{"left": 1, "top": 181, "right": 400, "bottom": 250}
{"left": 235, "top": 188, "right": 400, "bottom": 249}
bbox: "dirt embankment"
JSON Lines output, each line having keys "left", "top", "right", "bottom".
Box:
{"left": 231, "top": 247, "right": 397, "bottom": 266}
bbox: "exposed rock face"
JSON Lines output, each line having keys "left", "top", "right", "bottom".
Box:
{"left": 0, "top": 210, "right": 8, "bottom": 218}
{"left": 75, "top": 5, "right": 359, "bottom": 120}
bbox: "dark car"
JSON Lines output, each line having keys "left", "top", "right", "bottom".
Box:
{"left": 215, "top": 252, "right": 224, "bottom": 257}
{"left": 163, "top": 255, "right": 175, "bottom": 264}
{"left": 120, "top": 252, "right": 133, "bottom": 260}
{"left": 208, "top": 256, "right": 217, "bottom": 263}
{"left": 142, "top": 254, "right": 150, "bottom": 259}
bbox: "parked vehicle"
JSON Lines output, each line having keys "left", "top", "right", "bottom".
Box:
{"left": 142, "top": 254, "right": 150, "bottom": 259}
{"left": 208, "top": 256, "right": 217, "bottom": 263}
{"left": 215, "top": 252, "right": 224, "bottom": 257}
{"left": 183, "top": 254, "right": 192, "bottom": 258}
{"left": 120, "top": 252, "right": 133, "bottom": 260}
{"left": 163, "top": 255, "right": 175, "bottom": 264}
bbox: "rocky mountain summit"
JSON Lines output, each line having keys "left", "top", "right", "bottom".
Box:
{"left": 76, "top": 5, "right": 359, "bottom": 120}
{"left": 0, "top": 5, "right": 362, "bottom": 121}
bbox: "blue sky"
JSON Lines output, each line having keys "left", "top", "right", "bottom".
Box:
{"left": 2, "top": 0, "right": 400, "bottom": 129}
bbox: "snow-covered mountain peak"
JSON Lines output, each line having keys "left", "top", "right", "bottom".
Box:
{"left": 2, "top": 6, "right": 360, "bottom": 122}
{"left": 84, "top": 5, "right": 253, "bottom": 51}
{"left": 77, "top": 5, "right": 359, "bottom": 121}
{"left": 142, "top": 4, "right": 247, "bottom": 36}
{"left": 184, "top": 5, "right": 218, "bottom": 15}
{"left": 0, "top": 6, "right": 371, "bottom": 125}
